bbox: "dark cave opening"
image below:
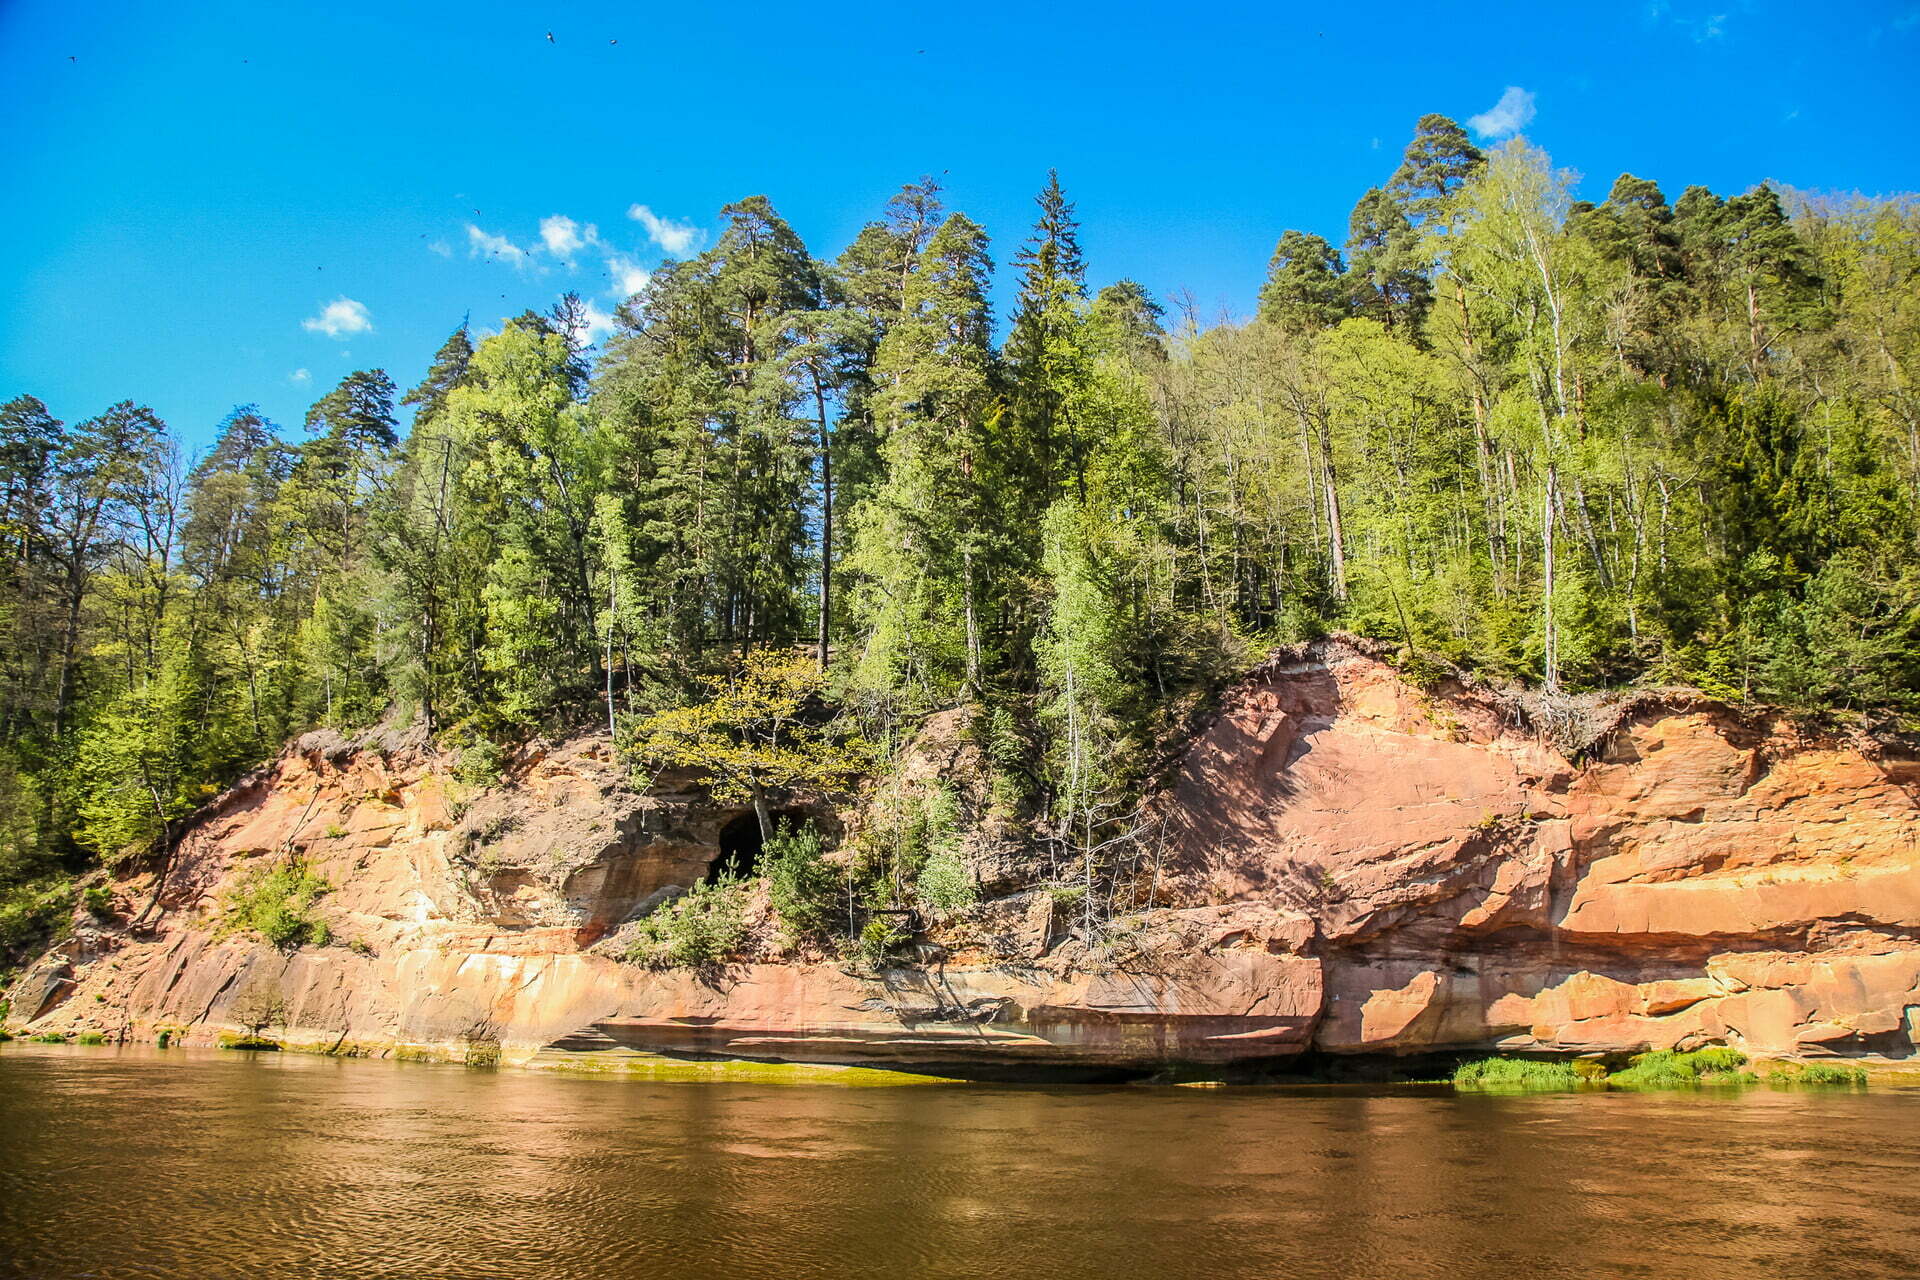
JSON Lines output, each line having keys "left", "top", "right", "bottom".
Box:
{"left": 712, "top": 809, "right": 811, "bottom": 879}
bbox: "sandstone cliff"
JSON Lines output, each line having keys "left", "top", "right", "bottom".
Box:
{"left": 10, "top": 639, "right": 1919, "bottom": 1077}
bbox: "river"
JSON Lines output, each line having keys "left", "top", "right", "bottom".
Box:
{"left": 2, "top": 1044, "right": 1917, "bottom": 1279}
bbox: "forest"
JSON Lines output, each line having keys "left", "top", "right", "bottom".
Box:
{"left": 3, "top": 115, "right": 1918, "bottom": 959}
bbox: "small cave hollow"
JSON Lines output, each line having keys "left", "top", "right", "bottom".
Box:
{"left": 712, "top": 808, "right": 812, "bottom": 879}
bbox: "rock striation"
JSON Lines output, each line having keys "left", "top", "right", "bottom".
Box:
{"left": 11, "top": 640, "right": 1919, "bottom": 1076}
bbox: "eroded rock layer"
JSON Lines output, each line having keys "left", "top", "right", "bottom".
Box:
{"left": 12, "top": 641, "right": 1919, "bottom": 1074}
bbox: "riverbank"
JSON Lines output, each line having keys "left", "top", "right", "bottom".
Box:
{"left": 8, "top": 1032, "right": 1920, "bottom": 1093}
{"left": 11, "top": 640, "right": 1920, "bottom": 1077}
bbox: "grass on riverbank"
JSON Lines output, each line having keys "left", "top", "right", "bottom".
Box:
{"left": 1767, "top": 1060, "right": 1867, "bottom": 1087}
{"left": 1608, "top": 1047, "right": 1754, "bottom": 1088}
{"left": 1451, "top": 1057, "right": 1586, "bottom": 1091}
{"left": 217, "top": 1035, "right": 281, "bottom": 1051}
{"left": 1453, "top": 1047, "right": 1871, "bottom": 1092}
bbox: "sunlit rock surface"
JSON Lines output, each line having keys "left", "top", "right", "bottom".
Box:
{"left": 13, "top": 639, "right": 1919, "bottom": 1074}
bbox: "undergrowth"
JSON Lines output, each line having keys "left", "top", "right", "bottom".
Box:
{"left": 219, "top": 860, "right": 331, "bottom": 949}
{"left": 1768, "top": 1061, "right": 1868, "bottom": 1087}
{"left": 1609, "top": 1047, "right": 1754, "bottom": 1088}
{"left": 624, "top": 873, "right": 749, "bottom": 968}
{"left": 1451, "top": 1057, "right": 1584, "bottom": 1091}
{"left": 1454, "top": 1047, "right": 1872, "bottom": 1092}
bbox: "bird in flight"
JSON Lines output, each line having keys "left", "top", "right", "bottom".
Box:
{"left": 546, "top": 31, "right": 554, "bottom": 42}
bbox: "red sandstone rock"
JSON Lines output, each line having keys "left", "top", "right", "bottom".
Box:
{"left": 12, "top": 639, "right": 1919, "bottom": 1072}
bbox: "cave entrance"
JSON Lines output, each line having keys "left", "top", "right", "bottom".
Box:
{"left": 712, "top": 808, "right": 810, "bottom": 879}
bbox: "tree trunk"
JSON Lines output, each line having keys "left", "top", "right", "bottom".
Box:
{"left": 1543, "top": 462, "right": 1560, "bottom": 692}
{"left": 962, "top": 547, "right": 982, "bottom": 693}
{"left": 814, "top": 375, "right": 832, "bottom": 668}
{"left": 750, "top": 782, "right": 772, "bottom": 841}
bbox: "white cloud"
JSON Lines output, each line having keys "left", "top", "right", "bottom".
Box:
{"left": 1467, "top": 86, "right": 1536, "bottom": 139}
{"left": 1695, "top": 11, "right": 1727, "bottom": 40}
{"left": 605, "top": 252, "right": 652, "bottom": 299}
{"left": 289, "top": 368, "right": 312, "bottom": 386}
{"left": 627, "top": 204, "right": 701, "bottom": 257}
{"left": 540, "top": 214, "right": 598, "bottom": 258}
{"left": 466, "top": 223, "right": 532, "bottom": 268}
{"left": 301, "top": 297, "right": 373, "bottom": 339}
{"left": 427, "top": 239, "right": 452, "bottom": 257}
{"left": 576, "top": 300, "right": 617, "bottom": 344}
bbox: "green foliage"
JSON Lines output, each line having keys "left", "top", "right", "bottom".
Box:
{"left": 220, "top": 860, "right": 330, "bottom": 950}
{"left": 855, "top": 915, "right": 909, "bottom": 968}
{"left": 1451, "top": 1056, "right": 1584, "bottom": 1091}
{"left": 218, "top": 1035, "right": 281, "bottom": 1051}
{"left": 75, "top": 1031, "right": 104, "bottom": 1045}
{"left": 1768, "top": 1061, "right": 1868, "bottom": 1087}
{"left": 452, "top": 735, "right": 508, "bottom": 788}
{"left": 625, "top": 650, "right": 872, "bottom": 814}
{"left": 763, "top": 820, "right": 840, "bottom": 943}
{"left": 1608, "top": 1047, "right": 1752, "bottom": 1088}
{"left": 0, "top": 875, "right": 72, "bottom": 955}
{"left": 915, "top": 844, "right": 976, "bottom": 915}
{"left": 1452, "top": 1049, "right": 1780, "bottom": 1091}
{"left": 81, "top": 885, "right": 112, "bottom": 918}
{"left": 624, "top": 874, "right": 750, "bottom": 968}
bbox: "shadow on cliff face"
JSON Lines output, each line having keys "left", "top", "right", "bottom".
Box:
{"left": 1157, "top": 660, "right": 1343, "bottom": 882}
{"left": 712, "top": 808, "right": 813, "bottom": 879}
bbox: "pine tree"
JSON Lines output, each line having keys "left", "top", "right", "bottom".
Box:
{"left": 1345, "top": 188, "right": 1432, "bottom": 334}
{"left": 1259, "top": 231, "right": 1348, "bottom": 332}
{"left": 848, "top": 213, "right": 999, "bottom": 702}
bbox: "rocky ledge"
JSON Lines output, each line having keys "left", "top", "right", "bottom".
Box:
{"left": 9, "top": 639, "right": 1919, "bottom": 1078}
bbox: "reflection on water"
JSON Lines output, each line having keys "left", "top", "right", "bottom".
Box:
{"left": 3, "top": 1044, "right": 1918, "bottom": 1279}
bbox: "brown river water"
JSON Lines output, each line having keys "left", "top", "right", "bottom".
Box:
{"left": 2, "top": 1044, "right": 1918, "bottom": 1279}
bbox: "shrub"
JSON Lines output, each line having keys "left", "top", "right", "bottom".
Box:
{"left": 82, "top": 885, "right": 114, "bottom": 918}
{"left": 227, "top": 980, "right": 290, "bottom": 1039}
{"left": 454, "top": 737, "right": 508, "bottom": 788}
{"left": 220, "top": 860, "right": 330, "bottom": 949}
{"left": 1394, "top": 650, "right": 1453, "bottom": 690}
{"left": 624, "top": 874, "right": 749, "bottom": 968}
{"left": 32, "top": 1032, "right": 67, "bottom": 1043}
{"left": 76, "top": 1031, "right": 105, "bottom": 1045}
{"left": 764, "top": 821, "right": 841, "bottom": 943}
{"left": 915, "top": 844, "right": 977, "bottom": 915}
{"left": 219, "top": 1035, "right": 280, "bottom": 1051}
{"left": 855, "top": 915, "right": 909, "bottom": 968}
{"left": 1609, "top": 1047, "right": 1751, "bottom": 1088}
{"left": 1685, "top": 1046, "right": 1751, "bottom": 1075}
{"left": 0, "top": 874, "right": 73, "bottom": 952}
{"left": 1452, "top": 1057, "right": 1582, "bottom": 1091}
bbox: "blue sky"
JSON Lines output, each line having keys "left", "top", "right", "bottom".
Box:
{"left": 3, "top": 0, "right": 1917, "bottom": 451}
